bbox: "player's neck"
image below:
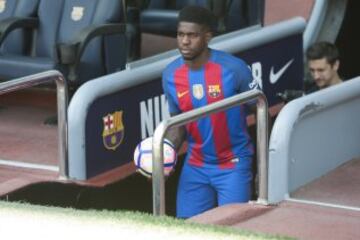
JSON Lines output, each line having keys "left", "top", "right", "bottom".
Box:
{"left": 186, "top": 48, "right": 211, "bottom": 70}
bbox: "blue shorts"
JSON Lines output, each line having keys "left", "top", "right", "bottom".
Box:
{"left": 176, "top": 158, "right": 253, "bottom": 218}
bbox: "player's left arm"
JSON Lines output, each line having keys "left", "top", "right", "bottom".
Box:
{"left": 236, "top": 60, "right": 258, "bottom": 111}
{"left": 237, "top": 60, "right": 272, "bottom": 128}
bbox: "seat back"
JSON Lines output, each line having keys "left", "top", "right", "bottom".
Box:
{"left": 34, "top": 0, "right": 64, "bottom": 58}
{"left": 147, "top": 0, "right": 167, "bottom": 9}
{"left": 175, "top": 0, "right": 211, "bottom": 9}
{"left": 146, "top": 0, "right": 211, "bottom": 9}
{"left": 0, "top": 0, "right": 39, "bottom": 55}
{"left": 224, "top": 0, "right": 248, "bottom": 32}
{"left": 224, "top": 0, "right": 264, "bottom": 32}
{"left": 35, "top": 0, "right": 126, "bottom": 83}
{"left": 140, "top": 0, "right": 212, "bottom": 37}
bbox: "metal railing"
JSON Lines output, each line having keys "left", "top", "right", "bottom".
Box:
{"left": 0, "top": 70, "right": 68, "bottom": 178}
{"left": 152, "top": 89, "right": 269, "bottom": 215}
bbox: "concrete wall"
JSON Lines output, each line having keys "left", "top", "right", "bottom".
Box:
{"left": 268, "top": 77, "right": 360, "bottom": 203}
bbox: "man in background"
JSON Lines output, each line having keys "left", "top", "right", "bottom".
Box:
{"left": 306, "top": 41, "right": 343, "bottom": 93}
{"left": 278, "top": 41, "right": 343, "bottom": 101}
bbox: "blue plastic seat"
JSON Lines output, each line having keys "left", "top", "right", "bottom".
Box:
{"left": 0, "top": 0, "right": 127, "bottom": 88}
{"left": 139, "top": 0, "right": 213, "bottom": 37}
{"left": 0, "top": 0, "right": 39, "bottom": 55}
{"left": 224, "top": 0, "right": 264, "bottom": 32}
{"left": 175, "top": 0, "right": 211, "bottom": 9}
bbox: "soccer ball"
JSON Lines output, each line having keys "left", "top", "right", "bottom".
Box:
{"left": 133, "top": 137, "right": 177, "bottom": 178}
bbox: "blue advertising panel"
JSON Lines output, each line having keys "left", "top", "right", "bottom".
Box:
{"left": 239, "top": 34, "right": 303, "bottom": 104}
{"left": 85, "top": 80, "right": 165, "bottom": 177}
{"left": 84, "top": 33, "right": 303, "bottom": 178}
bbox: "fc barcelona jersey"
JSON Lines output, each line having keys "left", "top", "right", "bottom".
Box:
{"left": 162, "top": 49, "right": 256, "bottom": 169}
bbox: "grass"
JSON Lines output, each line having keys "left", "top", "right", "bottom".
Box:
{"left": 0, "top": 200, "right": 294, "bottom": 240}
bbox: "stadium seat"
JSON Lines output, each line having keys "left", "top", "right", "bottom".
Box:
{"left": 146, "top": 0, "right": 167, "bottom": 9}
{"left": 224, "top": 0, "right": 264, "bottom": 32}
{"left": 139, "top": 0, "right": 213, "bottom": 37}
{"left": 0, "top": 0, "right": 39, "bottom": 56}
{"left": 0, "top": 0, "right": 127, "bottom": 89}
{"left": 175, "top": 0, "right": 211, "bottom": 9}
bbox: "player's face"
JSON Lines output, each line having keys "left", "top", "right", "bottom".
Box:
{"left": 308, "top": 58, "right": 339, "bottom": 89}
{"left": 177, "top": 22, "right": 211, "bottom": 62}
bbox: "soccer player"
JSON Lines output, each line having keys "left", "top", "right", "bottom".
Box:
{"left": 162, "top": 6, "right": 259, "bottom": 218}
{"left": 306, "top": 41, "right": 343, "bottom": 93}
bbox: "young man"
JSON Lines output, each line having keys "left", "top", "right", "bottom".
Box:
{"left": 278, "top": 42, "right": 343, "bottom": 102}
{"left": 306, "top": 41, "right": 343, "bottom": 93}
{"left": 162, "top": 6, "right": 258, "bottom": 218}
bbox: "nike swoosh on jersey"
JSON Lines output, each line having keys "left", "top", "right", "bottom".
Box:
{"left": 177, "top": 90, "right": 189, "bottom": 98}
{"left": 269, "top": 59, "right": 294, "bottom": 84}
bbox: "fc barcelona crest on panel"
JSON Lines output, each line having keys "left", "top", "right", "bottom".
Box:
{"left": 102, "top": 111, "right": 124, "bottom": 150}
{"left": 208, "top": 85, "right": 221, "bottom": 98}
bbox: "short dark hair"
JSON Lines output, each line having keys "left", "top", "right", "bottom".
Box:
{"left": 306, "top": 41, "right": 339, "bottom": 65}
{"left": 178, "top": 5, "right": 217, "bottom": 32}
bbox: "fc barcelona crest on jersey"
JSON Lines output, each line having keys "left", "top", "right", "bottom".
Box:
{"left": 102, "top": 111, "right": 124, "bottom": 151}
{"left": 192, "top": 84, "right": 204, "bottom": 100}
{"left": 71, "top": 6, "right": 84, "bottom": 21}
{"left": 208, "top": 85, "right": 221, "bottom": 98}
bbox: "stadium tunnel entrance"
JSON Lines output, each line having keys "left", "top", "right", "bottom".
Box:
{"left": 1, "top": 158, "right": 187, "bottom": 216}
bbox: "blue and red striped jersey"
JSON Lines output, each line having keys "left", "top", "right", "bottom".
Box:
{"left": 162, "top": 49, "right": 256, "bottom": 169}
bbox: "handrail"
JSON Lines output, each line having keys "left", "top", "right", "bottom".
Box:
{"left": 303, "top": 0, "right": 327, "bottom": 50}
{"left": 152, "top": 89, "right": 269, "bottom": 216}
{"left": 0, "top": 70, "right": 68, "bottom": 178}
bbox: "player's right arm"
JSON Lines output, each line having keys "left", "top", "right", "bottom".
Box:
{"left": 162, "top": 66, "right": 187, "bottom": 151}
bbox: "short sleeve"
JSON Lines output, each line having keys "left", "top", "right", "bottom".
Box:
{"left": 236, "top": 62, "right": 257, "bottom": 93}
{"left": 234, "top": 59, "right": 259, "bottom": 108}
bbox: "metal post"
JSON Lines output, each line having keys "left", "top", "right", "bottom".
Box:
{"left": 0, "top": 70, "right": 68, "bottom": 178}
{"left": 152, "top": 89, "right": 269, "bottom": 216}
{"left": 152, "top": 122, "right": 167, "bottom": 216}
{"left": 256, "top": 94, "right": 269, "bottom": 204}
{"left": 55, "top": 74, "right": 68, "bottom": 179}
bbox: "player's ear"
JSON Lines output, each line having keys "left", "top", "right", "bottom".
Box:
{"left": 205, "top": 31, "right": 212, "bottom": 44}
{"left": 333, "top": 60, "right": 340, "bottom": 71}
